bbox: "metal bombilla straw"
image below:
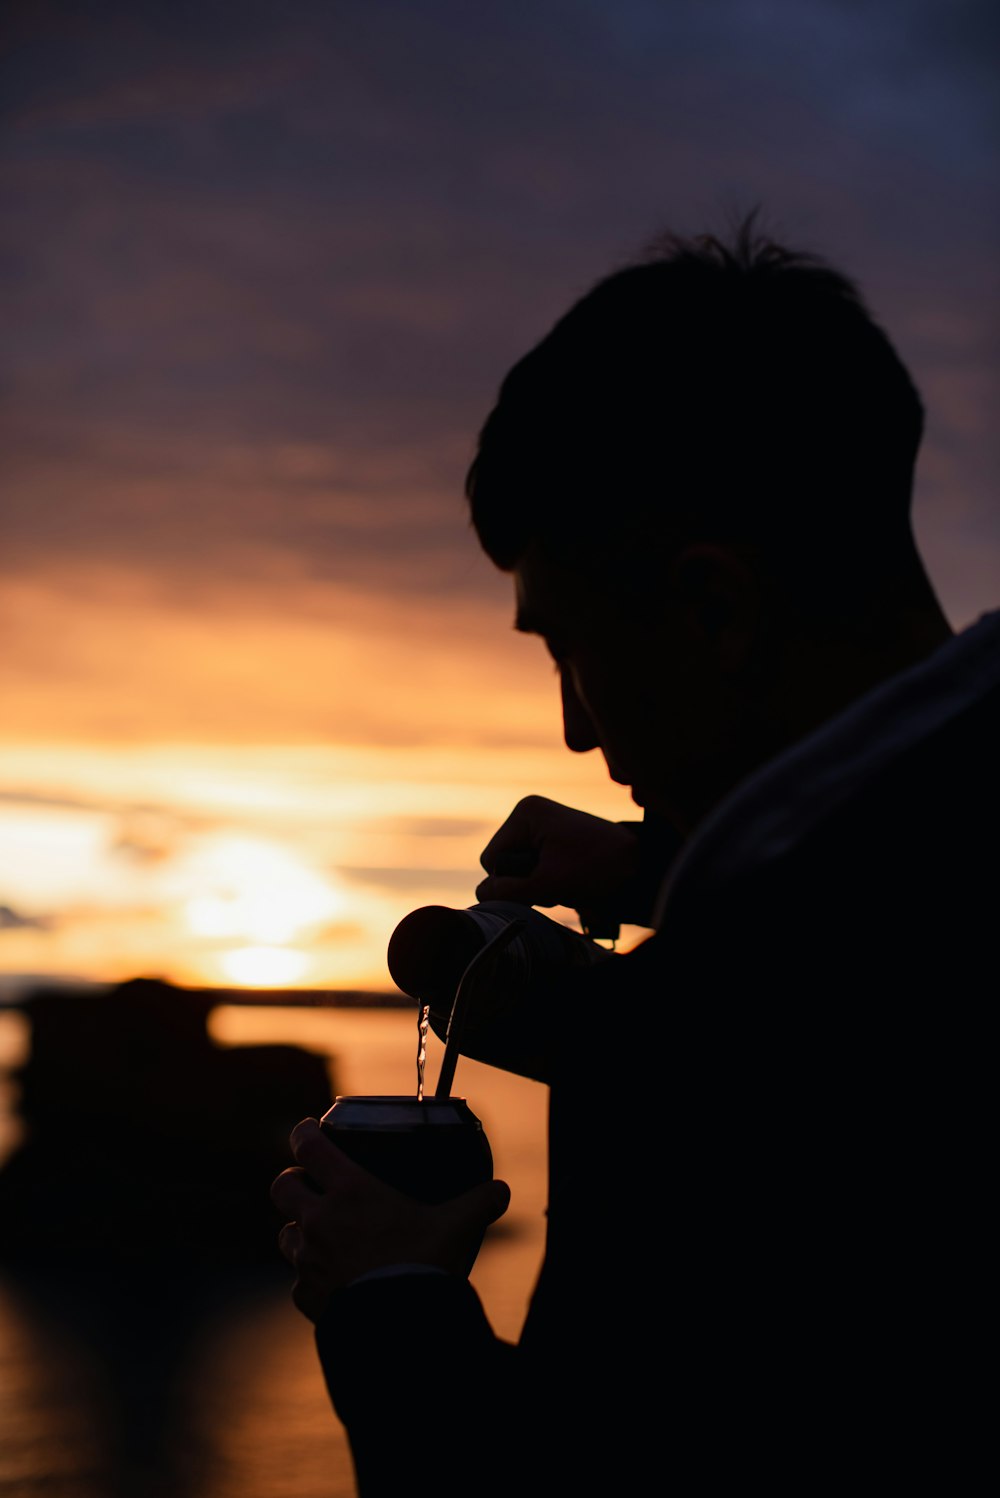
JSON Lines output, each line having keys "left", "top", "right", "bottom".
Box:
{"left": 434, "top": 917, "right": 527, "bottom": 1098}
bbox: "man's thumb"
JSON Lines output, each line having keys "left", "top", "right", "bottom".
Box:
{"left": 466, "top": 1178, "right": 511, "bottom": 1224}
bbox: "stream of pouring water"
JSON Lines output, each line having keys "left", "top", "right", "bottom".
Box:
{"left": 416, "top": 1003, "right": 430, "bottom": 1100}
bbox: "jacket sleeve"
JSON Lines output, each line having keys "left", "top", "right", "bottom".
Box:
{"left": 315, "top": 1273, "right": 524, "bottom": 1498}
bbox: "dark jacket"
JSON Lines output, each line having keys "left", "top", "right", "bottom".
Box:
{"left": 317, "top": 611, "right": 1000, "bottom": 1494}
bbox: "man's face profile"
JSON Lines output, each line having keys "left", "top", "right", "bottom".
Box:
{"left": 514, "top": 539, "right": 687, "bottom": 824}
{"left": 513, "top": 535, "right": 761, "bottom": 833}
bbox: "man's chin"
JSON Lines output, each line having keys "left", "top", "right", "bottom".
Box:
{"left": 630, "top": 784, "right": 681, "bottom": 827}
{"left": 611, "top": 768, "right": 661, "bottom": 815}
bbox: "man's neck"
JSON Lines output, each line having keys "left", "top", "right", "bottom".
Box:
{"left": 774, "top": 591, "right": 954, "bottom": 750}
{"left": 665, "top": 591, "right": 955, "bottom": 839}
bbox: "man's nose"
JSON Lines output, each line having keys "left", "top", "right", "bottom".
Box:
{"left": 560, "top": 670, "right": 600, "bottom": 754}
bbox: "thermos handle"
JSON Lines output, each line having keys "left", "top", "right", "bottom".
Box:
{"left": 434, "top": 918, "right": 527, "bottom": 1097}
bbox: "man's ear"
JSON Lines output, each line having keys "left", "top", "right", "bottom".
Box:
{"left": 667, "top": 544, "right": 759, "bottom": 670}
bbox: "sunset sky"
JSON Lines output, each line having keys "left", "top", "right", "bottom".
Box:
{"left": 2, "top": 0, "right": 998, "bottom": 996}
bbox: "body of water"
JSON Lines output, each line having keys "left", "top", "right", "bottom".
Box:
{"left": 0, "top": 1001, "right": 548, "bottom": 1498}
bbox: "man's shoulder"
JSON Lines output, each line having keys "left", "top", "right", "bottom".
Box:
{"left": 664, "top": 616, "right": 1000, "bottom": 909}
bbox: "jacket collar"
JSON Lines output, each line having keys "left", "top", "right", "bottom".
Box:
{"left": 653, "top": 609, "right": 1000, "bottom": 920}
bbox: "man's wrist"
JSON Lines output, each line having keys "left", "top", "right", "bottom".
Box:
{"left": 576, "top": 814, "right": 682, "bottom": 934}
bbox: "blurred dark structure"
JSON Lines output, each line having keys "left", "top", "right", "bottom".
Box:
{"left": 0, "top": 976, "right": 338, "bottom": 1498}
{"left": 0, "top": 976, "right": 335, "bottom": 1267}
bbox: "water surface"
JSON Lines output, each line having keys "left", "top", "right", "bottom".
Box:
{"left": 0, "top": 1005, "right": 548, "bottom": 1497}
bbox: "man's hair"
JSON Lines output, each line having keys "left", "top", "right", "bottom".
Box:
{"left": 466, "top": 215, "right": 925, "bottom": 603}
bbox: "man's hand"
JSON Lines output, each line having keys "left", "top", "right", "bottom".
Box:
{"left": 269, "top": 1118, "right": 511, "bottom": 1323}
{"left": 476, "top": 796, "right": 641, "bottom": 911}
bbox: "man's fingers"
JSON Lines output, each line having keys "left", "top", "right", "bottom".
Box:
{"left": 278, "top": 1220, "right": 303, "bottom": 1266}
{"left": 288, "top": 1117, "right": 361, "bottom": 1189}
{"left": 289, "top": 1116, "right": 323, "bottom": 1156}
{"left": 288, "top": 1117, "right": 404, "bottom": 1197}
{"left": 448, "top": 1178, "right": 511, "bottom": 1228}
{"left": 481, "top": 1178, "right": 511, "bottom": 1223}
{"left": 475, "top": 873, "right": 544, "bottom": 904}
{"left": 479, "top": 796, "right": 550, "bottom": 873}
{"left": 270, "top": 1164, "right": 321, "bottom": 1218}
{"left": 492, "top": 848, "right": 539, "bottom": 878}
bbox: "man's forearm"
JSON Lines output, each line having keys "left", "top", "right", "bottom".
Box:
{"left": 316, "top": 1274, "right": 521, "bottom": 1497}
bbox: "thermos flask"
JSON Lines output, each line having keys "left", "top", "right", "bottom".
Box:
{"left": 387, "top": 900, "right": 613, "bottom": 1083}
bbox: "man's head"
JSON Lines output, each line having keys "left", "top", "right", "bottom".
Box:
{"left": 467, "top": 217, "right": 941, "bottom": 830}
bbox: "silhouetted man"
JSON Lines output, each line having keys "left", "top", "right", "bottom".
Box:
{"left": 271, "top": 220, "right": 998, "bottom": 1494}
